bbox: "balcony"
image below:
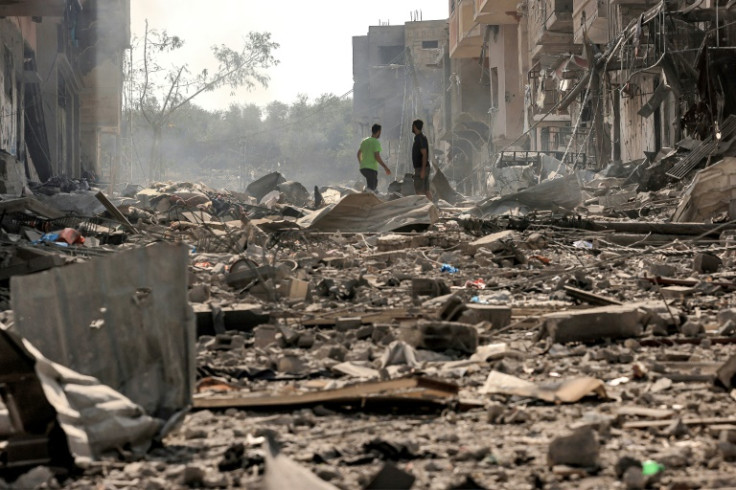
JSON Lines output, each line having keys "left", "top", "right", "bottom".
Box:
{"left": 527, "top": 0, "right": 575, "bottom": 62}
{"left": 475, "top": 0, "right": 519, "bottom": 25}
{"left": 0, "top": 0, "right": 67, "bottom": 17}
{"left": 573, "top": 0, "right": 610, "bottom": 44}
{"left": 449, "top": 0, "right": 484, "bottom": 59}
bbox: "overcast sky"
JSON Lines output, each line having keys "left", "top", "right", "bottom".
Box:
{"left": 131, "top": 1, "right": 449, "bottom": 111}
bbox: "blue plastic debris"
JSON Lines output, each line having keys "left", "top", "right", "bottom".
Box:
{"left": 440, "top": 264, "right": 459, "bottom": 273}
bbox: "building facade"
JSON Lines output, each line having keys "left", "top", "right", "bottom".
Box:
{"left": 435, "top": 0, "right": 736, "bottom": 195}
{"left": 0, "top": 0, "right": 129, "bottom": 193}
{"left": 352, "top": 19, "right": 448, "bottom": 176}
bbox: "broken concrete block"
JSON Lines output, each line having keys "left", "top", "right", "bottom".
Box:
{"left": 411, "top": 278, "right": 450, "bottom": 298}
{"left": 335, "top": 317, "right": 362, "bottom": 332}
{"left": 277, "top": 355, "right": 305, "bottom": 374}
{"left": 648, "top": 263, "right": 677, "bottom": 277}
{"left": 297, "top": 332, "right": 315, "bottom": 349}
{"left": 717, "top": 309, "right": 736, "bottom": 326}
{"left": 548, "top": 427, "right": 599, "bottom": 468}
{"left": 465, "top": 304, "right": 512, "bottom": 329}
{"left": 437, "top": 295, "right": 467, "bottom": 322}
{"left": 693, "top": 252, "right": 722, "bottom": 274}
{"left": 400, "top": 320, "right": 478, "bottom": 354}
{"left": 679, "top": 320, "right": 704, "bottom": 337}
{"left": 463, "top": 230, "right": 518, "bottom": 256}
{"left": 365, "top": 462, "right": 416, "bottom": 490}
{"left": 660, "top": 286, "right": 695, "bottom": 299}
{"left": 715, "top": 354, "right": 736, "bottom": 390}
{"left": 188, "top": 284, "right": 211, "bottom": 303}
{"left": 279, "top": 278, "right": 309, "bottom": 301}
{"left": 254, "top": 325, "right": 279, "bottom": 349}
{"left": 541, "top": 305, "right": 644, "bottom": 344}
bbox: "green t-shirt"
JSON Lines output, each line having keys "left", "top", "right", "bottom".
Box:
{"left": 359, "top": 137, "right": 382, "bottom": 171}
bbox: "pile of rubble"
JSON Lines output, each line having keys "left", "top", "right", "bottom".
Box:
{"left": 3, "top": 163, "right": 736, "bottom": 489}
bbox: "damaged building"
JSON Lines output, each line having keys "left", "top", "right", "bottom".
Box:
{"left": 353, "top": 0, "right": 736, "bottom": 196}
{"left": 0, "top": 0, "right": 129, "bottom": 193}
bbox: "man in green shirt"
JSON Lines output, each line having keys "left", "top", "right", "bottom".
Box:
{"left": 357, "top": 123, "right": 391, "bottom": 192}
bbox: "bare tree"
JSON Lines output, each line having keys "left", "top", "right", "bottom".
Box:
{"left": 130, "top": 21, "right": 278, "bottom": 181}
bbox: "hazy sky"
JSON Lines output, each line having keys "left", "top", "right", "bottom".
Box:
{"left": 131, "top": 1, "right": 449, "bottom": 111}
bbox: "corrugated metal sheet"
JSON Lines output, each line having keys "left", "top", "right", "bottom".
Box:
{"left": 10, "top": 243, "right": 195, "bottom": 420}
{"left": 298, "top": 193, "right": 439, "bottom": 233}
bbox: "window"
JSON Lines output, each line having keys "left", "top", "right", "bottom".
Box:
{"left": 379, "top": 45, "right": 404, "bottom": 65}
{"left": 491, "top": 67, "right": 499, "bottom": 109}
{"left": 450, "top": 0, "right": 455, "bottom": 14}
{"left": 3, "top": 47, "right": 12, "bottom": 98}
{"left": 422, "top": 40, "right": 439, "bottom": 49}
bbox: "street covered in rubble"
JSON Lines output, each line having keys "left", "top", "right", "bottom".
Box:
{"left": 3, "top": 0, "right": 736, "bottom": 489}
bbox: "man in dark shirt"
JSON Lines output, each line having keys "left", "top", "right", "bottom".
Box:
{"left": 411, "top": 119, "right": 432, "bottom": 200}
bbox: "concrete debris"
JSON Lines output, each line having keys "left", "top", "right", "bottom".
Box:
{"left": 400, "top": 320, "right": 478, "bottom": 354}
{"left": 548, "top": 427, "right": 600, "bottom": 469}
{"left": 480, "top": 371, "right": 608, "bottom": 403}
{"left": 2, "top": 166, "right": 736, "bottom": 488}
{"left": 540, "top": 304, "right": 645, "bottom": 344}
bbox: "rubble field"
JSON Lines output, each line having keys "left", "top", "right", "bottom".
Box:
{"left": 3, "top": 169, "right": 736, "bottom": 490}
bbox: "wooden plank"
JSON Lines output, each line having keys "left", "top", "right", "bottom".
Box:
{"left": 95, "top": 191, "right": 138, "bottom": 233}
{"left": 623, "top": 417, "right": 736, "bottom": 429}
{"left": 616, "top": 406, "right": 676, "bottom": 419}
{"left": 563, "top": 286, "right": 622, "bottom": 306}
{"left": 302, "top": 308, "right": 412, "bottom": 327}
{"left": 192, "top": 376, "right": 458, "bottom": 410}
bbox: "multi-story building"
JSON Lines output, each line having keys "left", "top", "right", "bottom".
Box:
{"left": 438, "top": 0, "right": 736, "bottom": 196}
{"left": 0, "top": 0, "right": 129, "bottom": 193}
{"left": 352, "top": 19, "right": 448, "bottom": 175}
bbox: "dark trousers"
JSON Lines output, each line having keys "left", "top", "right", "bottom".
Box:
{"left": 360, "top": 168, "right": 378, "bottom": 191}
{"left": 413, "top": 167, "right": 430, "bottom": 194}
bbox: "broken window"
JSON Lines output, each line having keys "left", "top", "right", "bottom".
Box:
{"left": 379, "top": 45, "right": 404, "bottom": 65}
{"left": 422, "top": 40, "right": 439, "bottom": 49}
{"left": 491, "top": 67, "right": 499, "bottom": 109}
{"left": 3, "top": 46, "right": 12, "bottom": 99}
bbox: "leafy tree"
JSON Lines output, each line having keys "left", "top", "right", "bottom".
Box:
{"left": 129, "top": 21, "right": 278, "bottom": 181}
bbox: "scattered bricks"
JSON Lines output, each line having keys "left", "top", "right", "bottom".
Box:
{"left": 715, "top": 354, "right": 736, "bottom": 390}
{"left": 693, "top": 252, "right": 722, "bottom": 274}
{"left": 548, "top": 427, "right": 599, "bottom": 468}
{"left": 400, "top": 320, "right": 478, "bottom": 354}
{"left": 462, "top": 230, "right": 518, "bottom": 256}
{"left": 541, "top": 305, "right": 644, "bottom": 344}
{"left": 254, "top": 325, "right": 279, "bottom": 349}
{"left": 411, "top": 278, "right": 450, "bottom": 298}
{"left": 335, "top": 317, "right": 362, "bottom": 332}
{"left": 465, "top": 304, "right": 512, "bottom": 329}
